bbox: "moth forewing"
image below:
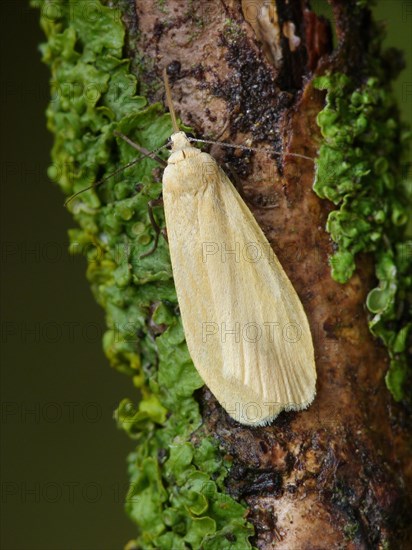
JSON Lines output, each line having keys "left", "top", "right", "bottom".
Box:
{"left": 162, "top": 131, "right": 316, "bottom": 426}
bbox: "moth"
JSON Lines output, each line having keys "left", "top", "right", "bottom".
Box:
{"left": 160, "top": 70, "right": 316, "bottom": 426}
{"left": 67, "top": 71, "right": 317, "bottom": 426}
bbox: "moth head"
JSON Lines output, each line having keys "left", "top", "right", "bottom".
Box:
{"left": 170, "top": 131, "right": 192, "bottom": 152}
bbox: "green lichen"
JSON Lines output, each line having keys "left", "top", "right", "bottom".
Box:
{"left": 343, "top": 521, "right": 359, "bottom": 541}
{"left": 156, "top": 0, "right": 168, "bottom": 15}
{"left": 32, "top": 0, "right": 253, "bottom": 547}
{"left": 223, "top": 18, "right": 243, "bottom": 41}
{"left": 313, "top": 24, "right": 411, "bottom": 400}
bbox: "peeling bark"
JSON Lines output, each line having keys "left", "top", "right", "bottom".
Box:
{"left": 127, "top": 0, "right": 411, "bottom": 547}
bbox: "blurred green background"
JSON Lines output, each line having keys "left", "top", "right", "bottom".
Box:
{"left": 1, "top": 1, "right": 411, "bottom": 549}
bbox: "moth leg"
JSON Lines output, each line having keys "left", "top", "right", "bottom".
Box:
{"left": 140, "top": 197, "right": 167, "bottom": 258}
{"left": 114, "top": 131, "right": 167, "bottom": 168}
{"left": 160, "top": 228, "right": 168, "bottom": 243}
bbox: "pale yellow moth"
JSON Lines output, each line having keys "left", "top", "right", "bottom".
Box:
{"left": 162, "top": 70, "right": 316, "bottom": 426}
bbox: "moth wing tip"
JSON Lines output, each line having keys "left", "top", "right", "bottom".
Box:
{"left": 232, "top": 390, "right": 317, "bottom": 427}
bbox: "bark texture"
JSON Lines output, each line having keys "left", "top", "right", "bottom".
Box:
{"left": 128, "top": 0, "right": 411, "bottom": 547}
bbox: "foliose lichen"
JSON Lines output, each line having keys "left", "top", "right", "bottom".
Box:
{"left": 313, "top": 18, "right": 411, "bottom": 400}
{"left": 31, "top": 0, "right": 254, "bottom": 547}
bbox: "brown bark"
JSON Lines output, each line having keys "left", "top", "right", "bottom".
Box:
{"left": 127, "top": 0, "right": 411, "bottom": 547}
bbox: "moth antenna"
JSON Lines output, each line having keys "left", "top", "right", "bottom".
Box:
{"left": 163, "top": 67, "right": 180, "bottom": 134}
{"left": 188, "top": 137, "right": 314, "bottom": 162}
{"left": 64, "top": 143, "right": 168, "bottom": 207}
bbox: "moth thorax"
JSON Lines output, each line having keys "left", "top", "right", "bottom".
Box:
{"left": 168, "top": 132, "right": 201, "bottom": 165}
